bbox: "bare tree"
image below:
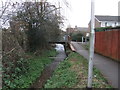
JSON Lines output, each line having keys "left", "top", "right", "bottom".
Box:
{"left": 9, "top": 1, "right": 63, "bottom": 51}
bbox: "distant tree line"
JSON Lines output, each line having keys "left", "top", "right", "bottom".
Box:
{"left": 71, "top": 33, "right": 83, "bottom": 42}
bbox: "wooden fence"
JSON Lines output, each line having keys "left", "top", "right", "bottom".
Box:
{"left": 95, "top": 29, "right": 120, "bottom": 62}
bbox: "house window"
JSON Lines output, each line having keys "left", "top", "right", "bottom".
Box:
{"left": 105, "top": 22, "right": 107, "bottom": 27}
{"left": 115, "top": 22, "right": 117, "bottom": 27}
{"left": 101, "top": 22, "right": 105, "bottom": 27}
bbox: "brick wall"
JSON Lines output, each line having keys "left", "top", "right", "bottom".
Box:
{"left": 88, "top": 18, "right": 101, "bottom": 32}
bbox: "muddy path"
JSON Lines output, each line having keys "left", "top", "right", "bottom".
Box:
{"left": 30, "top": 44, "right": 66, "bottom": 88}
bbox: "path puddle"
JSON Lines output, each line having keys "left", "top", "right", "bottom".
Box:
{"left": 31, "top": 44, "right": 66, "bottom": 88}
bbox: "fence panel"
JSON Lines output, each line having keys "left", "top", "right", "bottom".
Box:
{"left": 118, "top": 30, "right": 120, "bottom": 60}
{"left": 95, "top": 29, "right": 120, "bottom": 61}
{"left": 99, "top": 32, "right": 102, "bottom": 54}
{"left": 101, "top": 31, "right": 106, "bottom": 56}
{"left": 111, "top": 30, "right": 118, "bottom": 60}
{"left": 95, "top": 32, "right": 99, "bottom": 53}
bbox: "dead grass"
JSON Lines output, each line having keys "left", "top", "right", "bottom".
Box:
{"left": 67, "top": 52, "right": 112, "bottom": 88}
{"left": 69, "top": 56, "right": 88, "bottom": 88}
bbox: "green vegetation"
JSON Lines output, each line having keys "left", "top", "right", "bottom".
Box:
{"left": 71, "top": 33, "right": 84, "bottom": 42}
{"left": 45, "top": 51, "right": 112, "bottom": 88}
{"left": 95, "top": 26, "right": 120, "bottom": 32}
{"left": 3, "top": 49, "right": 57, "bottom": 89}
{"left": 2, "top": 1, "right": 65, "bottom": 89}
{"left": 81, "top": 44, "right": 89, "bottom": 50}
{"left": 92, "top": 68, "right": 112, "bottom": 88}
{"left": 10, "top": 2, "right": 62, "bottom": 52}
{"left": 45, "top": 60, "right": 77, "bottom": 88}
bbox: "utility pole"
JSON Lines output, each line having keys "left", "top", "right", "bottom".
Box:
{"left": 87, "top": 0, "right": 95, "bottom": 88}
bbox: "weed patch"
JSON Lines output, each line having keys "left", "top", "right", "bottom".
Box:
{"left": 3, "top": 49, "right": 57, "bottom": 89}
{"left": 44, "top": 51, "right": 112, "bottom": 88}
{"left": 44, "top": 58, "right": 78, "bottom": 88}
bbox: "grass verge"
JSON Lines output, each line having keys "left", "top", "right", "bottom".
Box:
{"left": 81, "top": 43, "right": 89, "bottom": 50}
{"left": 3, "top": 48, "right": 57, "bottom": 89}
{"left": 44, "top": 51, "right": 112, "bottom": 88}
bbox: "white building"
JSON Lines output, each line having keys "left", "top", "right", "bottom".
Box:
{"left": 95, "top": 15, "right": 120, "bottom": 27}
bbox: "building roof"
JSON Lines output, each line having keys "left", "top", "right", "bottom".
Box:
{"left": 95, "top": 15, "right": 120, "bottom": 21}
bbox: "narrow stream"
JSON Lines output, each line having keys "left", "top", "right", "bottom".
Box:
{"left": 31, "top": 44, "right": 66, "bottom": 88}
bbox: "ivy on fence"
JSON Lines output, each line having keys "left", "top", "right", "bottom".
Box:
{"left": 95, "top": 26, "right": 120, "bottom": 32}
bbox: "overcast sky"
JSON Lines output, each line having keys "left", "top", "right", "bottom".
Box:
{"left": 59, "top": 0, "right": 120, "bottom": 30}
{"left": 0, "top": 0, "right": 120, "bottom": 29}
